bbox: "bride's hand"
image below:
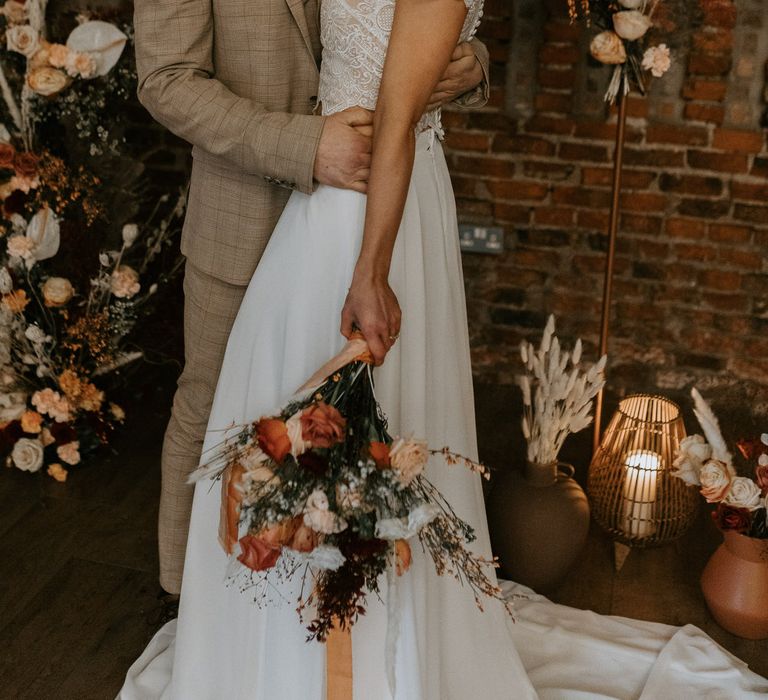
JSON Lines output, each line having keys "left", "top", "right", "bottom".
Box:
{"left": 340, "top": 272, "right": 401, "bottom": 366}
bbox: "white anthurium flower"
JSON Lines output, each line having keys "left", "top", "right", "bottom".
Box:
{"left": 618, "top": 0, "right": 643, "bottom": 8}
{"left": 24, "top": 324, "right": 48, "bottom": 345}
{"left": 0, "top": 124, "right": 10, "bottom": 143}
{"left": 761, "top": 433, "right": 768, "bottom": 446}
{"left": 26, "top": 208, "right": 60, "bottom": 262}
{"left": 99, "top": 252, "right": 110, "bottom": 267}
{"left": 66, "top": 21, "right": 128, "bottom": 77}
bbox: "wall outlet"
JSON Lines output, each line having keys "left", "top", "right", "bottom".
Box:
{"left": 459, "top": 225, "right": 505, "bottom": 254}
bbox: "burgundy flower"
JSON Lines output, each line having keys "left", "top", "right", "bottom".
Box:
{"left": 297, "top": 450, "right": 329, "bottom": 476}
{"left": 13, "top": 151, "right": 40, "bottom": 178}
{"left": 0, "top": 143, "right": 15, "bottom": 169}
{"left": 755, "top": 465, "right": 768, "bottom": 496}
{"left": 712, "top": 503, "right": 752, "bottom": 534}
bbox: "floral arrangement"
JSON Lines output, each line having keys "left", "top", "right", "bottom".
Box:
{"left": 568, "top": 0, "right": 672, "bottom": 103}
{"left": 0, "top": 1, "right": 185, "bottom": 480}
{"left": 192, "top": 335, "right": 509, "bottom": 642}
{"left": 672, "top": 388, "right": 768, "bottom": 540}
{"left": 517, "top": 315, "right": 607, "bottom": 466}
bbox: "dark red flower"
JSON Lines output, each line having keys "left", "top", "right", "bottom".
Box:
{"left": 13, "top": 151, "right": 40, "bottom": 178}
{"left": 297, "top": 450, "right": 329, "bottom": 476}
{"left": 712, "top": 503, "right": 752, "bottom": 534}
{"left": 237, "top": 534, "right": 282, "bottom": 572}
{"left": 0, "top": 143, "right": 15, "bottom": 169}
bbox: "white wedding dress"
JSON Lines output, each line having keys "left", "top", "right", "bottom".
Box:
{"left": 118, "top": 0, "right": 539, "bottom": 697}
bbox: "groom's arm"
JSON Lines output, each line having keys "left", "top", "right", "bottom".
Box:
{"left": 134, "top": 0, "right": 368, "bottom": 195}
{"left": 429, "top": 38, "right": 490, "bottom": 111}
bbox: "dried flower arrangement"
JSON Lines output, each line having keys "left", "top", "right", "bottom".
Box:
{"left": 517, "top": 315, "right": 607, "bottom": 466}
{"left": 672, "top": 389, "right": 768, "bottom": 539}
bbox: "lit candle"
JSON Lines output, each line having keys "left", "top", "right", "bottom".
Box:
{"left": 622, "top": 450, "right": 661, "bottom": 539}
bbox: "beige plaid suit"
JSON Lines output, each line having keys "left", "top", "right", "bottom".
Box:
{"left": 135, "top": 0, "right": 490, "bottom": 594}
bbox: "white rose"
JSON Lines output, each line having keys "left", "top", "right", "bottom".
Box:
{"left": 285, "top": 413, "right": 309, "bottom": 457}
{"left": 303, "top": 489, "right": 347, "bottom": 534}
{"left": 305, "top": 545, "right": 346, "bottom": 571}
{"left": 7, "top": 24, "right": 39, "bottom": 57}
{"left": 42, "top": 277, "right": 74, "bottom": 306}
{"left": 121, "top": 223, "right": 139, "bottom": 248}
{"left": 613, "top": 10, "right": 653, "bottom": 41}
{"left": 12, "top": 437, "right": 44, "bottom": 472}
{"left": 724, "top": 476, "right": 762, "bottom": 511}
{"left": 0, "top": 390, "right": 26, "bottom": 421}
{"left": 672, "top": 434, "right": 713, "bottom": 486}
{"left": 0, "top": 268, "right": 12, "bottom": 294}
{"left": 390, "top": 437, "right": 429, "bottom": 486}
{"left": 699, "top": 460, "right": 732, "bottom": 503}
{"left": 407, "top": 502, "right": 442, "bottom": 532}
{"left": 759, "top": 454, "right": 768, "bottom": 468}
{"left": 375, "top": 517, "right": 412, "bottom": 541}
{"left": 761, "top": 433, "right": 768, "bottom": 447}
{"left": 24, "top": 324, "right": 47, "bottom": 345}
{"left": 110, "top": 265, "right": 140, "bottom": 298}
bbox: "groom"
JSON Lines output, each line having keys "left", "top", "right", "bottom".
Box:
{"left": 134, "top": 0, "right": 490, "bottom": 601}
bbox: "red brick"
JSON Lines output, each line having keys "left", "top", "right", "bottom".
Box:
{"left": 544, "top": 22, "right": 582, "bottom": 43}
{"left": 636, "top": 239, "right": 670, "bottom": 259}
{"left": 582, "top": 167, "right": 656, "bottom": 189}
{"left": 647, "top": 123, "right": 710, "bottom": 147}
{"left": 699, "top": 269, "right": 741, "bottom": 292}
{"left": 524, "top": 116, "right": 575, "bottom": 136}
{"left": 717, "top": 248, "right": 763, "bottom": 270}
{"left": 534, "top": 92, "right": 572, "bottom": 114}
{"left": 712, "top": 129, "right": 765, "bottom": 154}
{"left": 683, "top": 102, "right": 726, "bottom": 124}
{"left": 443, "top": 131, "right": 490, "bottom": 152}
{"left": 691, "top": 28, "right": 733, "bottom": 54}
{"left": 510, "top": 246, "right": 561, "bottom": 270}
{"left": 701, "top": 0, "right": 738, "bottom": 28}
{"left": 538, "top": 68, "right": 577, "bottom": 90}
{"left": 620, "top": 214, "right": 663, "bottom": 236}
{"left": 731, "top": 181, "right": 768, "bottom": 202}
{"left": 624, "top": 148, "right": 685, "bottom": 168}
{"left": 703, "top": 292, "right": 749, "bottom": 313}
{"left": 451, "top": 175, "right": 482, "bottom": 198}
{"left": 677, "top": 198, "right": 731, "bottom": 218}
{"left": 455, "top": 198, "right": 493, "bottom": 219}
{"left": 534, "top": 207, "right": 574, "bottom": 227}
{"left": 558, "top": 142, "right": 609, "bottom": 162}
{"left": 733, "top": 203, "right": 768, "bottom": 225}
{"left": 538, "top": 44, "right": 580, "bottom": 65}
{"left": 493, "top": 202, "right": 531, "bottom": 225}
{"left": 665, "top": 218, "right": 707, "bottom": 239}
{"left": 675, "top": 243, "right": 718, "bottom": 262}
{"left": 687, "top": 150, "right": 749, "bottom": 173}
{"left": 492, "top": 135, "right": 555, "bottom": 156}
{"left": 486, "top": 179, "right": 550, "bottom": 200}
{"left": 620, "top": 192, "right": 668, "bottom": 213}
{"left": 577, "top": 210, "right": 610, "bottom": 230}
{"left": 659, "top": 173, "right": 723, "bottom": 197}
{"left": 751, "top": 157, "right": 768, "bottom": 178}
{"left": 552, "top": 186, "right": 612, "bottom": 208}
{"left": 466, "top": 112, "right": 515, "bottom": 132}
{"left": 688, "top": 52, "right": 732, "bottom": 76}
{"left": 522, "top": 160, "right": 575, "bottom": 180}
{"left": 682, "top": 79, "right": 728, "bottom": 102}
{"left": 708, "top": 223, "right": 752, "bottom": 243}
{"left": 625, "top": 96, "right": 649, "bottom": 119}
{"left": 452, "top": 155, "right": 516, "bottom": 179}
{"left": 440, "top": 110, "right": 468, "bottom": 130}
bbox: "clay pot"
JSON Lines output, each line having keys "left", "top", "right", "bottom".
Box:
{"left": 487, "top": 460, "right": 590, "bottom": 592}
{"left": 701, "top": 530, "right": 768, "bottom": 640}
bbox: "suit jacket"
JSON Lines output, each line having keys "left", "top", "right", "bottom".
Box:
{"left": 134, "top": 0, "right": 489, "bottom": 285}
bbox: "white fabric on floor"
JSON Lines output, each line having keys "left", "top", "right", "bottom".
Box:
{"left": 501, "top": 581, "right": 768, "bottom": 699}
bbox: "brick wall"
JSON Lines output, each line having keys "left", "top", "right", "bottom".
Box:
{"left": 446, "top": 0, "right": 768, "bottom": 415}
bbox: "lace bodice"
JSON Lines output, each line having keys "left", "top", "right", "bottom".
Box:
{"left": 318, "top": 0, "right": 483, "bottom": 139}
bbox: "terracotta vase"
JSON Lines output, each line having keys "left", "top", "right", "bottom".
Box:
{"left": 487, "top": 460, "right": 590, "bottom": 592}
{"left": 701, "top": 530, "right": 768, "bottom": 640}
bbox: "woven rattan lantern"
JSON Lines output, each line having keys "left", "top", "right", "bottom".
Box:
{"left": 588, "top": 394, "right": 699, "bottom": 568}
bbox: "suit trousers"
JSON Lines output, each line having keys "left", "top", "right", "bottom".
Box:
{"left": 159, "top": 261, "right": 248, "bottom": 594}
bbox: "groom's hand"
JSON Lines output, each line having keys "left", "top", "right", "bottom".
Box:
{"left": 426, "top": 42, "right": 483, "bottom": 111}
{"left": 314, "top": 107, "right": 373, "bottom": 193}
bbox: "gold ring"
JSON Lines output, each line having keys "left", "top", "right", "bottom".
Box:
{"left": 389, "top": 333, "right": 400, "bottom": 341}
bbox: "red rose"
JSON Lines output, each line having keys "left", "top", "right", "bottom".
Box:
{"left": 755, "top": 465, "right": 768, "bottom": 495}
{"left": 0, "top": 143, "right": 15, "bottom": 169}
{"left": 712, "top": 503, "right": 752, "bottom": 534}
{"left": 13, "top": 151, "right": 39, "bottom": 178}
{"left": 300, "top": 402, "right": 346, "bottom": 448}
{"left": 256, "top": 418, "right": 291, "bottom": 462}
{"left": 237, "top": 534, "right": 282, "bottom": 572}
{"left": 369, "top": 441, "right": 391, "bottom": 469}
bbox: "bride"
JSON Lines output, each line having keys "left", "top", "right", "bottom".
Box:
{"left": 120, "top": 0, "right": 538, "bottom": 696}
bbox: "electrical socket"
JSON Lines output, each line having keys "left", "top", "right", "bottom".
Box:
{"left": 459, "top": 224, "right": 505, "bottom": 254}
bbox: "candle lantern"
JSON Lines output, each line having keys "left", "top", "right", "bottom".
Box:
{"left": 588, "top": 394, "right": 699, "bottom": 568}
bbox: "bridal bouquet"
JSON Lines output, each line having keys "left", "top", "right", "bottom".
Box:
{"left": 568, "top": 0, "right": 673, "bottom": 103}
{"left": 0, "top": 3, "right": 186, "bottom": 479}
{"left": 192, "top": 335, "right": 509, "bottom": 641}
{"left": 672, "top": 388, "right": 768, "bottom": 539}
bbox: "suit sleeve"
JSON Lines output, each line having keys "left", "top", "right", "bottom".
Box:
{"left": 453, "top": 37, "right": 490, "bottom": 109}
{"left": 134, "top": 0, "right": 324, "bottom": 194}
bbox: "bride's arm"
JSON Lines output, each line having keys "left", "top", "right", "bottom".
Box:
{"left": 340, "top": 0, "right": 469, "bottom": 364}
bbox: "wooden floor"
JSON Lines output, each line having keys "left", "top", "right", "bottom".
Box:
{"left": 0, "top": 383, "right": 765, "bottom": 699}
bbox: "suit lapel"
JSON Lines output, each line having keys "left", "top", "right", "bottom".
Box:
{"left": 285, "top": 0, "right": 318, "bottom": 69}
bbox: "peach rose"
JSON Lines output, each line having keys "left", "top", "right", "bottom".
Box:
{"left": 258, "top": 517, "right": 300, "bottom": 547}
{"left": 42, "top": 277, "right": 74, "bottom": 306}
{"left": 57, "top": 440, "right": 80, "bottom": 465}
{"left": 9, "top": 173, "right": 38, "bottom": 193}
{"left": 369, "top": 441, "right": 391, "bottom": 469}
{"left": 27, "top": 66, "right": 71, "bottom": 96}
{"left": 589, "top": 31, "right": 627, "bottom": 65}
{"left": 756, "top": 462, "right": 768, "bottom": 495}
{"left": 699, "top": 459, "right": 732, "bottom": 504}
{"left": 47, "top": 463, "right": 67, "bottom": 482}
{"left": 0, "top": 142, "right": 15, "bottom": 168}
{"left": 642, "top": 44, "right": 672, "bottom": 78}
{"left": 1, "top": 1, "right": 28, "bottom": 25}
{"left": 110, "top": 265, "right": 140, "bottom": 299}
{"left": 256, "top": 417, "right": 291, "bottom": 462}
{"left": 390, "top": 437, "right": 429, "bottom": 486}
{"left": 6, "top": 24, "right": 39, "bottom": 57}
{"left": 32, "top": 388, "right": 71, "bottom": 422}
{"left": 303, "top": 489, "right": 347, "bottom": 534}
{"left": 6, "top": 235, "right": 35, "bottom": 264}
{"left": 20, "top": 410, "right": 42, "bottom": 434}
{"left": 237, "top": 534, "right": 282, "bottom": 572}
{"left": 395, "top": 539, "right": 411, "bottom": 576}
{"left": 40, "top": 427, "right": 55, "bottom": 446}
{"left": 13, "top": 151, "right": 39, "bottom": 177}
{"left": 288, "top": 521, "right": 319, "bottom": 553}
{"left": 300, "top": 402, "right": 346, "bottom": 448}
{"left": 3, "top": 289, "right": 29, "bottom": 313}
{"left": 47, "top": 43, "right": 70, "bottom": 68}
